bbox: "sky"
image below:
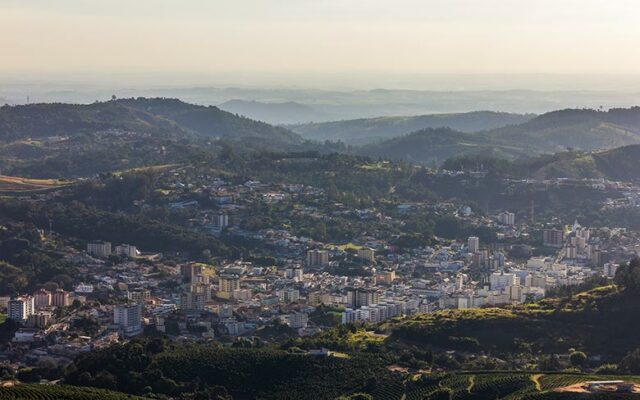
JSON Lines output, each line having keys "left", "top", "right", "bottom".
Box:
{"left": 2, "top": 0, "right": 640, "bottom": 89}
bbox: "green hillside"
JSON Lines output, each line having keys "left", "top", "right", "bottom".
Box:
{"left": 0, "top": 99, "right": 306, "bottom": 178}
{"left": 358, "top": 127, "right": 529, "bottom": 165}
{"left": 443, "top": 144, "right": 640, "bottom": 181}
{"left": 290, "top": 111, "right": 533, "bottom": 145}
{"left": 358, "top": 107, "right": 640, "bottom": 166}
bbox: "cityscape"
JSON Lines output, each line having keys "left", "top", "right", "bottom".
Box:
{"left": 3, "top": 1, "right": 640, "bottom": 399}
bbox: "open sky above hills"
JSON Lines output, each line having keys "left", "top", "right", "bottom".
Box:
{"left": 2, "top": 0, "right": 640, "bottom": 90}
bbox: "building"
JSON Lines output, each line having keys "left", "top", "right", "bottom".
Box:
{"left": 87, "top": 241, "right": 112, "bottom": 257}
{"left": 213, "top": 213, "right": 229, "bottom": 228}
{"left": 543, "top": 229, "right": 564, "bottom": 248}
{"left": 180, "top": 263, "right": 203, "bottom": 280}
{"left": 604, "top": 263, "right": 619, "bottom": 278}
{"left": 115, "top": 244, "right": 139, "bottom": 258}
{"left": 232, "top": 289, "right": 252, "bottom": 300}
{"left": 113, "top": 304, "right": 143, "bottom": 336}
{"left": 498, "top": 211, "right": 515, "bottom": 226}
{"left": 375, "top": 270, "right": 396, "bottom": 285}
{"left": 345, "top": 287, "right": 378, "bottom": 309}
{"left": 127, "top": 289, "right": 151, "bottom": 304}
{"left": 33, "top": 289, "right": 51, "bottom": 309}
{"left": 282, "top": 312, "right": 309, "bottom": 329}
{"left": 279, "top": 288, "right": 300, "bottom": 304}
{"left": 308, "top": 291, "right": 331, "bottom": 306}
{"left": 468, "top": 236, "right": 480, "bottom": 253}
{"left": 307, "top": 249, "right": 329, "bottom": 267}
{"left": 218, "top": 274, "right": 240, "bottom": 298}
{"left": 489, "top": 272, "right": 518, "bottom": 290}
{"left": 180, "top": 292, "right": 206, "bottom": 311}
{"left": 565, "top": 245, "right": 577, "bottom": 259}
{"left": 52, "top": 289, "right": 70, "bottom": 307}
{"left": 285, "top": 268, "right": 304, "bottom": 282}
{"left": 357, "top": 248, "right": 375, "bottom": 262}
{"left": 26, "top": 311, "right": 52, "bottom": 329}
{"left": 8, "top": 296, "right": 34, "bottom": 321}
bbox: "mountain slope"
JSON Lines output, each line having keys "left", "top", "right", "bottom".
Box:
{"left": 117, "top": 97, "right": 303, "bottom": 144}
{"left": 357, "top": 107, "right": 640, "bottom": 165}
{"left": 487, "top": 107, "right": 640, "bottom": 153}
{"left": 291, "top": 111, "right": 534, "bottom": 145}
{"left": 0, "top": 101, "right": 181, "bottom": 141}
{"left": 357, "top": 127, "right": 529, "bottom": 165}
{"left": 0, "top": 98, "right": 306, "bottom": 178}
{"left": 0, "top": 98, "right": 304, "bottom": 146}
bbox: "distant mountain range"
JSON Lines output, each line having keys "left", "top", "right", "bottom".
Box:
{"left": 290, "top": 111, "right": 534, "bottom": 145}
{"left": 4, "top": 98, "right": 640, "bottom": 179}
{"left": 218, "top": 99, "right": 325, "bottom": 124}
{"left": 356, "top": 107, "right": 640, "bottom": 165}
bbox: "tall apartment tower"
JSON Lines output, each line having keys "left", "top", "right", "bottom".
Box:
{"left": 468, "top": 236, "right": 480, "bottom": 253}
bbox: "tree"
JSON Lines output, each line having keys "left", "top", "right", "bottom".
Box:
{"left": 614, "top": 257, "right": 640, "bottom": 294}
{"left": 620, "top": 348, "right": 640, "bottom": 374}
{"left": 569, "top": 351, "right": 587, "bottom": 367}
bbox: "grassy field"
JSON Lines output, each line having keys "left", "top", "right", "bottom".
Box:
{"left": 0, "top": 175, "right": 71, "bottom": 193}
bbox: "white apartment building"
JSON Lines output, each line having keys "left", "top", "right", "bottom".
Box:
{"left": 8, "top": 296, "right": 34, "bottom": 321}
{"left": 114, "top": 303, "right": 143, "bottom": 336}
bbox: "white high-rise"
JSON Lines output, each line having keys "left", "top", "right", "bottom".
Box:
{"left": 114, "top": 304, "right": 143, "bottom": 336}
{"left": 468, "top": 236, "right": 480, "bottom": 253}
{"left": 8, "top": 296, "right": 34, "bottom": 321}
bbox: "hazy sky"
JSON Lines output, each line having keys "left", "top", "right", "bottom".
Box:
{"left": 2, "top": 0, "right": 640, "bottom": 88}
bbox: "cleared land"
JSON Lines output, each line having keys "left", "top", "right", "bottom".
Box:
{"left": 0, "top": 175, "right": 71, "bottom": 192}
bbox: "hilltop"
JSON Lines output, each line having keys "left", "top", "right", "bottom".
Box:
{"left": 290, "top": 111, "right": 533, "bottom": 145}
{"left": 0, "top": 98, "right": 305, "bottom": 177}
{"left": 357, "top": 107, "right": 640, "bottom": 165}
{"left": 443, "top": 143, "right": 640, "bottom": 181}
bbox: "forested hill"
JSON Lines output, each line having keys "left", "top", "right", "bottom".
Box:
{"left": 290, "top": 111, "right": 533, "bottom": 145}
{"left": 357, "top": 107, "right": 640, "bottom": 165}
{"left": 357, "top": 127, "right": 530, "bottom": 165}
{"left": 0, "top": 98, "right": 304, "bottom": 145}
{"left": 117, "top": 97, "right": 303, "bottom": 144}
{"left": 442, "top": 144, "right": 640, "bottom": 181}
{"left": 486, "top": 107, "right": 640, "bottom": 153}
{"left": 0, "top": 98, "right": 308, "bottom": 177}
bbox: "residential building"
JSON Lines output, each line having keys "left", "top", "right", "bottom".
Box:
{"left": 357, "top": 248, "right": 375, "bottom": 262}
{"left": 115, "top": 244, "right": 139, "bottom": 258}
{"left": 498, "top": 211, "right": 515, "bottom": 226}
{"left": 113, "top": 304, "right": 143, "bottom": 336}
{"left": 543, "top": 229, "right": 564, "bottom": 248}
{"left": 33, "top": 289, "right": 51, "bottom": 309}
{"left": 307, "top": 249, "right": 329, "bottom": 266}
{"left": 8, "top": 296, "right": 34, "bottom": 321}
{"left": 345, "top": 287, "right": 378, "bottom": 309}
{"left": 468, "top": 236, "right": 480, "bottom": 253}
{"left": 87, "top": 241, "right": 112, "bottom": 257}
{"left": 52, "top": 289, "right": 70, "bottom": 307}
{"left": 279, "top": 288, "right": 300, "bottom": 304}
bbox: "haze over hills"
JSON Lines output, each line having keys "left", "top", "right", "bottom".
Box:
{"left": 5, "top": 84, "right": 640, "bottom": 122}
{"left": 291, "top": 111, "right": 534, "bottom": 145}
{"left": 218, "top": 99, "right": 325, "bottom": 124}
